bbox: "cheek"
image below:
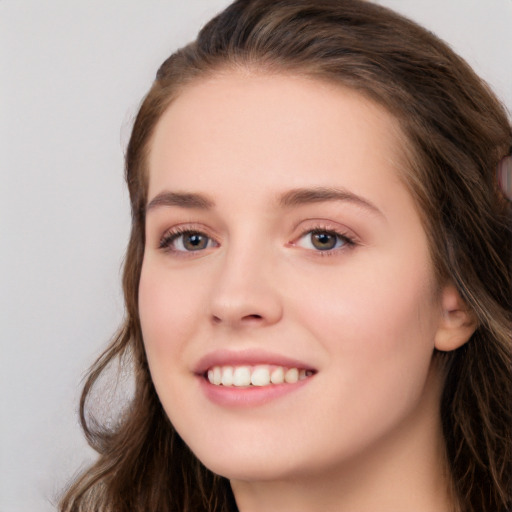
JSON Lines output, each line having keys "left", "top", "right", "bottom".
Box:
{"left": 290, "top": 258, "right": 441, "bottom": 444}
{"left": 292, "top": 249, "right": 440, "bottom": 364}
{"left": 138, "top": 260, "right": 200, "bottom": 364}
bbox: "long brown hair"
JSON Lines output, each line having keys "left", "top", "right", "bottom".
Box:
{"left": 60, "top": 1, "right": 512, "bottom": 510}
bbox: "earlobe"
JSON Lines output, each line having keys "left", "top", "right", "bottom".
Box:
{"left": 434, "top": 284, "right": 478, "bottom": 352}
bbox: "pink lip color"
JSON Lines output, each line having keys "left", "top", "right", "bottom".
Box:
{"left": 194, "top": 349, "right": 316, "bottom": 407}
{"left": 194, "top": 348, "right": 316, "bottom": 375}
{"left": 198, "top": 374, "right": 312, "bottom": 407}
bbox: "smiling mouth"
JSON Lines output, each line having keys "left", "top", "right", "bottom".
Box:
{"left": 206, "top": 365, "right": 315, "bottom": 387}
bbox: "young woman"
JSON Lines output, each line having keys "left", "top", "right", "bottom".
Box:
{"left": 60, "top": 1, "right": 512, "bottom": 510}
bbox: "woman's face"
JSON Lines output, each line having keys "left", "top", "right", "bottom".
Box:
{"left": 139, "top": 72, "right": 447, "bottom": 483}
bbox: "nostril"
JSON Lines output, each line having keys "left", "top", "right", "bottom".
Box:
{"left": 243, "top": 314, "right": 263, "bottom": 320}
{"left": 211, "top": 313, "right": 264, "bottom": 325}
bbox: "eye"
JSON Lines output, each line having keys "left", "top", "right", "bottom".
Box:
{"left": 296, "top": 229, "right": 352, "bottom": 252}
{"left": 159, "top": 229, "right": 218, "bottom": 253}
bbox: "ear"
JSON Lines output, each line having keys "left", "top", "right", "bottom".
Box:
{"left": 434, "top": 284, "right": 478, "bottom": 352}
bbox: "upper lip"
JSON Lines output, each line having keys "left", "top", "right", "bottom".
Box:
{"left": 193, "top": 349, "right": 317, "bottom": 375}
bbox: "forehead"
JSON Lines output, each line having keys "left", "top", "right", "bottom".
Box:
{"left": 147, "top": 71, "right": 409, "bottom": 206}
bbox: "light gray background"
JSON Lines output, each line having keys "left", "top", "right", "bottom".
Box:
{"left": 1, "top": 2, "right": 511, "bottom": 511}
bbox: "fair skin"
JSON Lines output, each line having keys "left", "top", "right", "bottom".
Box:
{"left": 139, "top": 71, "right": 474, "bottom": 511}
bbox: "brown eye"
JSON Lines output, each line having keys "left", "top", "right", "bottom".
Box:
{"left": 311, "top": 232, "right": 338, "bottom": 250}
{"left": 182, "top": 233, "right": 209, "bottom": 251}
{"left": 160, "top": 230, "right": 217, "bottom": 252}
{"left": 296, "top": 229, "right": 352, "bottom": 252}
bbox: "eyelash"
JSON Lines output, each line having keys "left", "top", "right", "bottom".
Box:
{"left": 158, "top": 226, "right": 356, "bottom": 256}
{"left": 293, "top": 226, "right": 356, "bottom": 257}
{"left": 159, "top": 227, "right": 218, "bottom": 254}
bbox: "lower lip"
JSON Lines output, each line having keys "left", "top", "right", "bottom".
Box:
{"left": 198, "top": 375, "right": 312, "bottom": 407}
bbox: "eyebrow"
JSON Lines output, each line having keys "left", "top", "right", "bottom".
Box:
{"left": 279, "top": 187, "right": 383, "bottom": 217}
{"left": 145, "top": 186, "right": 383, "bottom": 217}
{"left": 146, "top": 191, "right": 214, "bottom": 212}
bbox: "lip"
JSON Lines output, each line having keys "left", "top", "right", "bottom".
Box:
{"left": 193, "top": 348, "right": 316, "bottom": 375}
{"left": 194, "top": 349, "right": 317, "bottom": 408}
{"left": 198, "top": 375, "right": 312, "bottom": 407}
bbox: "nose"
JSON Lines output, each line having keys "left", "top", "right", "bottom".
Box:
{"left": 208, "top": 242, "right": 283, "bottom": 328}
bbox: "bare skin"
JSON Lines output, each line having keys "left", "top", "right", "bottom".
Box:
{"left": 139, "top": 71, "right": 474, "bottom": 511}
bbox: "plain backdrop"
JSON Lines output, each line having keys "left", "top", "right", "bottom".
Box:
{"left": 1, "top": 1, "right": 511, "bottom": 511}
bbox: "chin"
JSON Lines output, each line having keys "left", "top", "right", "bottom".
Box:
{"left": 201, "top": 455, "right": 297, "bottom": 482}
{"left": 184, "top": 436, "right": 308, "bottom": 482}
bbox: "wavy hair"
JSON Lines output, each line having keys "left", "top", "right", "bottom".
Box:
{"left": 60, "top": 1, "right": 512, "bottom": 510}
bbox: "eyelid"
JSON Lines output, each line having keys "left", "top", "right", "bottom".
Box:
{"left": 296, "top": 230, "right": 350, "bottom": 249}
{"left": 158, "top": 224, "right": 220, "bottom": 255}
{"left": 288, "top": 221, "right": 359, "bottom": 255}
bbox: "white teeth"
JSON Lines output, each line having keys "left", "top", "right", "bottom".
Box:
{"left": 233, "top": 366, "right": 251, "bottom": 387}
{"left": 213, "top": 366, "right": 222, "bottom": 385}
{"left": 251, "top": 366, "right": 271, "bottom": 386}
{"left": 221, "top": 366, "right": 233, "bottom": 386}
{"left": 284, "top": 368, "right": 299, "bottom": 383}
{"left": 270, "top": 366, "right": 284, "bottom": 384}
{"left": 206, "top": 364, "right": 313, "bottom": 387}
